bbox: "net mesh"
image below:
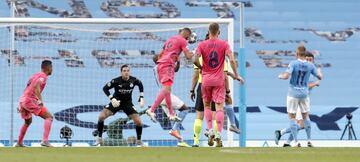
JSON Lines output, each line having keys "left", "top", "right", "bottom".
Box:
{"left": 0, "top": 21, "right": 234, "bottom": 146}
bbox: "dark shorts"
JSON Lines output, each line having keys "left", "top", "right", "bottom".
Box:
{"left": 105, "top": 102, "right": 138, "bottom": 116}
{"left": 195, "top": 83, "right": 216, "bottom": 112}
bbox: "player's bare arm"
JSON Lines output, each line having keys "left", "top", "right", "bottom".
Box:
{"left": 34, "top": 81, "right": 43, "bottom": 106}
{"left": 228, "top": 53, "right": 244, "bottom": 84}
{"left": 316, "top": 68, "right": 323, "bottom": 80}
{"left": 278, "top": 72, "right": 290, "bottom": 80}
{"left": 308, "top": 80, "right": 321, "bottom": 88}
{"left": 193, "top": 54, "right": 202, "bottom": 70}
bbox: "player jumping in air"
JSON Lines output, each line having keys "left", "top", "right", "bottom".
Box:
{"left": 15, "top": 60, "right": 54, "bottom": 147}
{"left": 152, "top": 54, "right": 191, "bottom": 147}
{"left": 194, "top": 23, "right": 244, "bottom": 147}
{"left": 278, "top": 46, "right": 322, "bottom": 147}
{"left": 146, "top": 28, "right": 195, "bottom": 122}
{"left": 95, "top": 64, "right": 145, "bottom": 147}
{"left": 275, "top": 52, "right": 322, "bottom": 147}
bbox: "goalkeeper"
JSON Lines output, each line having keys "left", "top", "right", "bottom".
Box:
{"left": 95, "top": 64, "right": 145, "bottom": 146}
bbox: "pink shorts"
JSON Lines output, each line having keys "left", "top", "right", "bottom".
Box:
{"left": 19, "top": 99, "right": 48, "bottom": 119}
{"left": 157, "top": 64, "right": 174, "bottom": 86}
{"left": 201, "top": 85, "right": 225, "bottom": 104}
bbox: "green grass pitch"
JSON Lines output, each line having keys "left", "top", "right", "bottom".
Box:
{"left": 0, "top": 147, "right": 359, "bottom": 162}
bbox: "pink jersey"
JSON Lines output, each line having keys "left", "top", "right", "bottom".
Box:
{"left": 20, "top": 72, "right": 48, "bottom": 101}
{"left": 196, "top": 38, "right": 231, "bottom": 87}
{"left": 157, "top": 35, "right": 189, "bottom": 67}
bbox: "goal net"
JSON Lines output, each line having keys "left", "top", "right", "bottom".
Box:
{"left": 0, "top": 18, "right": 237, "bottom": 147}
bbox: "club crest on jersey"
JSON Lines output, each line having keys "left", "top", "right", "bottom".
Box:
{"left": 130, "top": 83, "right": 134, "bottom": 88}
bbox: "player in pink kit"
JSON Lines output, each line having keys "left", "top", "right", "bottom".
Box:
{"left": 146, "top": 28, "right": 194, "bottom": 122}
{"left": 194, "top": 23, "right": 244, "bottom": 147}
{"left": 15, "top": 60, "right": 54, "bottom": 147}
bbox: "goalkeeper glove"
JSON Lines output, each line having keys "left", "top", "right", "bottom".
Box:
{"left": 109, "top": 95, "right": 120, "bottom": 108}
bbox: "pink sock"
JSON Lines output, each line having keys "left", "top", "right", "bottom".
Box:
{"left": 150, "top": 89, "right": 168, "bottom": 112}
{"left": 164, "top": 92, "right": 175, "bottom": 116}
{"left": 43, "top": 118, "right": 53, "bottom": 142}
{"left": 18, "top": 124, "right": 29, "bottom": 144}
{"left": 204, "top": 108, "right": 213, "bottom": 130}
{"left": 216, "top": 110, "right": 224, "bottom": 133}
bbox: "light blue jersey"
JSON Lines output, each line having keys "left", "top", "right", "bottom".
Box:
{"left": 286, "top": 59, "right": 319, "bottom": 98}
{"left": 308, "top": 75, "right": 317, "bottom": 94}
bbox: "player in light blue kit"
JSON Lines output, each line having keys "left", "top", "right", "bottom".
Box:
{"left": 278, "top": 46, "right": 323, "bottom": 147}
{"left": 275, "top": 51, "right": 322, "bottom": 147}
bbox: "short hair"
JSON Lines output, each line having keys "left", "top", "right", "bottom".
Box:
{"left": 121, "top": 64, "right": 129, "bottom": 71}
{"left": 209, "top": 23, "right": 220, "bottom": 36}
{"left": 181, "top": 27, "right": 192, "bottom": 34}
{"left": 41, "top": 60, "right": 52, "bottom": 69}
{"left": 305, "top": 51, "right": 314, "bottom": 58}
{"left": 297, "top": 45, "right": 306, "bottom": 57}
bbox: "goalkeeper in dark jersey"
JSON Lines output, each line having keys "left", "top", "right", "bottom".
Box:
{"left": 94, "top": 64, "right": 145, "bottom": 146}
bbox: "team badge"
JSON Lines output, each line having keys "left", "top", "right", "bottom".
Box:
{"left": 130, "top": 83, "right": 133, "bottom": 88}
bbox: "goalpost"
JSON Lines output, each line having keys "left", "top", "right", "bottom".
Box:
{"left": 0, "top": 17, "right": 245, "bottom": 147}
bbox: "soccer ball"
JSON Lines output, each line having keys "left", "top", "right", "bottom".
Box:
{"left": 188, "top": 32, "right": 197, "bottom": 44}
